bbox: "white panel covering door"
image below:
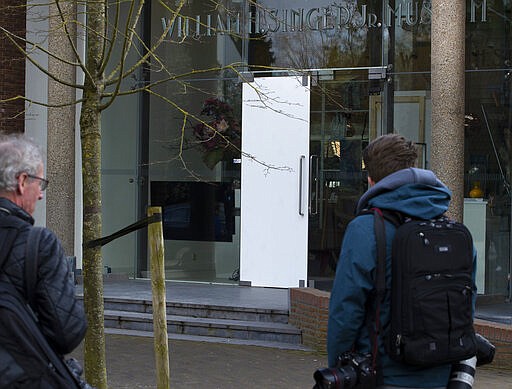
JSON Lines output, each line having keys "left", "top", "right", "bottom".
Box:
{"left": 240, "top": 76, "right": 310, "bottom": 288}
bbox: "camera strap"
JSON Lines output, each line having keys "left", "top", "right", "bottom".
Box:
{"left": 368, "top": 208, "right": 387, "bottom": 385}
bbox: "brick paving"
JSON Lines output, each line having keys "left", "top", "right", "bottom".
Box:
{"left": 70, "top": 333, "right": 512, "bottom": 389}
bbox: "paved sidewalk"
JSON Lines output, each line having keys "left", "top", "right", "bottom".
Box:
{"left": 70, "top": 333, "right": 512, "bottom": 389}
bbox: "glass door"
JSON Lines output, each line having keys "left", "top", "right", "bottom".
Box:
{"left": 308, "top": 69, "right": 383, "bottom": 290}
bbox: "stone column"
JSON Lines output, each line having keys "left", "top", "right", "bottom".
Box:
{"left": 46, "top": 1, "right": 77, "bottom": 255}
{"left": 431, "top": 0, "right": 466, "bottom": 222}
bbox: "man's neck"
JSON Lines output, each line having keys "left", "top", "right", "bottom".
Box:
{"left": 0, "top": 193, "right": 21, "bottom": 208}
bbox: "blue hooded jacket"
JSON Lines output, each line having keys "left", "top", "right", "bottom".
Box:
{"left": 327, "top": 168, "right": 475, "bottom": 387}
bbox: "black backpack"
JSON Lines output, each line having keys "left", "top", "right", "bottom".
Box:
{"left": 0, "top": 215, "right": 85, "bottom": 388}
{"left": 369, "top": 208, "right": 477, "bottom": 367}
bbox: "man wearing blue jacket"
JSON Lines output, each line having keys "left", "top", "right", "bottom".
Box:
{"left": 327, "top": 134, "right": 471, "bottom": 389}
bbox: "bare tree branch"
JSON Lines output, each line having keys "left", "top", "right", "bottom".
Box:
{"left": 0, "top": 94, "right": 84, "bottom": 108}
{"left": 0, "top": 25, "right": 85, "bottom": 89}
{"left": 102, "top": 0, "right": 185, "bottom": 89}
{"left": 99, "top": 0, "right": 140, "bottom": 111}
{"left": 54, "top": 0, "right": 88, "bottom": 74}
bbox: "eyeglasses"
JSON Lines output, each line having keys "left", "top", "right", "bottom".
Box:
{"left": 26, "top": 174, "right": 49, "bottom": 191}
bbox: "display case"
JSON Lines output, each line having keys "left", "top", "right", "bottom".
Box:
{"left": 463, "top": 198, "right": 487, "bottom": 293}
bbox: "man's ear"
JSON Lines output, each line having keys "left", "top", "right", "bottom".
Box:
{"left": 367, "top": 176, "right": 376, "bottom": 187}
{"left": 16, "top": 173, "right": 27, "bottom": 195}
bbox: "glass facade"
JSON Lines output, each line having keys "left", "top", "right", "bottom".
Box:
{"left": 101, "top": 0, "right": 512, "bottom": 296}
{"left": 464, "top": 0, "right": 511, "bottom": 295}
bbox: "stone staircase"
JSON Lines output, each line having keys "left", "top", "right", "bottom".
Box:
{"left": 83, "top": 297, "right": 308, "bottom": 351}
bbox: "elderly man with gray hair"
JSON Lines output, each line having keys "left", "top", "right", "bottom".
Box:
{"left": 0, "top": 133, "right": 87, "bottom": 387}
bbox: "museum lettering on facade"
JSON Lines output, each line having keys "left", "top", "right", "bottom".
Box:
{"left": 161, "top": 0, "right": 488, "bottom": 39}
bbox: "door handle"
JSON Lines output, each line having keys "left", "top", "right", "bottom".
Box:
{"left": 299, "top": 155, "right": 305, "bottom": 216}
{"left": 309, "top": 155, "right": 319, "bottom": 215}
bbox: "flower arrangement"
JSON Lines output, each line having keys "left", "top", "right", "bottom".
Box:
{"left": 192, "top": 97, "right": 241, "bottom": 169}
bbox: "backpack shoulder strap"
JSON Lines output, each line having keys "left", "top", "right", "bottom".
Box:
{"left": 0, "top": 226, "right": 19, "bottom": 271}
{"left": 380, "top": 210, "right": 405, "bottom": 227}
{"left": 0, "top": 215, "right": 25, "bottom": 271}
{"left": 25, "top": 227, "right": 44, "bottom": 308}
{"left": 356, "top": 207, "right": 392, "bottom": 298}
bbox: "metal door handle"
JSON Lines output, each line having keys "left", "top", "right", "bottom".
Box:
{"left": 309, "top": 155, "right": 319, "bottom": 215}
{"left": 299, "top": 155, "right": 305, "bottom": 216}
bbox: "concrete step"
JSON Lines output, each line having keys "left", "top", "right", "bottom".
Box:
{"left": 104, "top": 328, "right": 311, "bottom": 351}
{"left": 104, "top": 309, "right": 303, "bottom": 346}
{"left": 82, "top": 296, "right": 305, "bottom": 349}
{"left": 99, "top": 297, "right": 289, "bottom": 324}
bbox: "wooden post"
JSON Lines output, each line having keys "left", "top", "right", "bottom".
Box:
{"left": 147, "top": 207, "right": 170, "bottom": 389}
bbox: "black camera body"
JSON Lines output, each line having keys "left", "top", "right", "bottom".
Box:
{"left": 475, "top": 333, "right": 495, "bottom": 366}
{"left": 313, "top": 352, "right": 376, "bottom": 389}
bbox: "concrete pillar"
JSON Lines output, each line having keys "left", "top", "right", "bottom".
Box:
{"left": 431, "top": 0, "right": 466, "bottom": 222}
{"left": 46, "top": 2, "right": 77, "bottom": 255}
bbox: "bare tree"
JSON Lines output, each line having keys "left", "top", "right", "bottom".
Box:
{"left": 0, "top": 1, "right": 289, "bottom": 387}
{"left": 0, "top": 1, "right": 203, "bottom": 387}
{"left": 1, "top": 1, "right": 369, "bottom": 387}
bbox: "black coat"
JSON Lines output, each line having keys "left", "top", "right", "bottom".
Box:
{"left": 0, "top": 198, "right": 87, "bottom": 355}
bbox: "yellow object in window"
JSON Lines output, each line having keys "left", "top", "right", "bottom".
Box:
{"left": 469, "top": 181, "right": 484, "bottom": 198}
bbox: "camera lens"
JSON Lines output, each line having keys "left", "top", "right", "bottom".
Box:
{"left": 313, "top": 365, "right": 358, "bottom": 389}
{"left": 447, "top": 356, "right": 477, "bottom": 389}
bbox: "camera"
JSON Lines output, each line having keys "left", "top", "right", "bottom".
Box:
{"left": 475, "top": 333, "right": 495, "bottom": 366}
{"left": 446, "top": 333, "right": 495, "bottom": 389}
{"left": 313, "top": 352, "right": 376, "bottom": 389}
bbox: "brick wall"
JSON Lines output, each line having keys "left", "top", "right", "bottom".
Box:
{"left": 475, "top": 319, "right": 512, "bottom": 370}
{"left": 289, "top": 288, "right": 330, "bottom": 353}
{"left": 289, "top": 288, "right": 512, "bottom": 369}
{"left": 0, "top": 1, "right": 26, "bottom": 133}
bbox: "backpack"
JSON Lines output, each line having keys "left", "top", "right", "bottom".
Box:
{"left": 368, "top": 208, "right": 477, "bottom": 367}
{"left": 0, "top": 215, "right": 84, "bottom": 388}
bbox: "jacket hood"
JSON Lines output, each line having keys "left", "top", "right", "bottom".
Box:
{"left": 356, "top": 168, "right": 452, "bottom": 219}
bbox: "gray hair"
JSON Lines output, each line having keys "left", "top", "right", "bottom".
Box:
{"left": 0, "top": 134, "right": 44, "bottom": 192}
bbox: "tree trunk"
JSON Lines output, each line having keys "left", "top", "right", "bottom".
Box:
{"left": 80, "top": 0, "right": 107, "bottom": 387}
{"left": 80, "top": 89, "right": 107, "bottom": 389}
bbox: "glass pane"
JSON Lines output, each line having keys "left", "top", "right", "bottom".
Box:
{"left": 465, "top": 72, "right": 512, "bottom": 295}
{"left": 248, "top": 0, "right": 371, "bottom": 69}
{"left": 308, "top": 70, "right": 371, "bottom": 290}
{"left": 391, "top": 73, "right": 432, "bottom": 169}
{"left": 393, "top": 0, "right": 432, "bottom": 73}
{"left": 148, "top": 2, "right": 243, "bottom": 283}
{"left": 464, "top": 1, "right": 512, "bottom": 296}
{"left": 147, "top": 77, "right": 242, "bottom": 283}
{"left": 156, "top": 0, "right": 244, "bottom": 73}
{"left": 466, "top": 0, "right": 511, "bottom": 71}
